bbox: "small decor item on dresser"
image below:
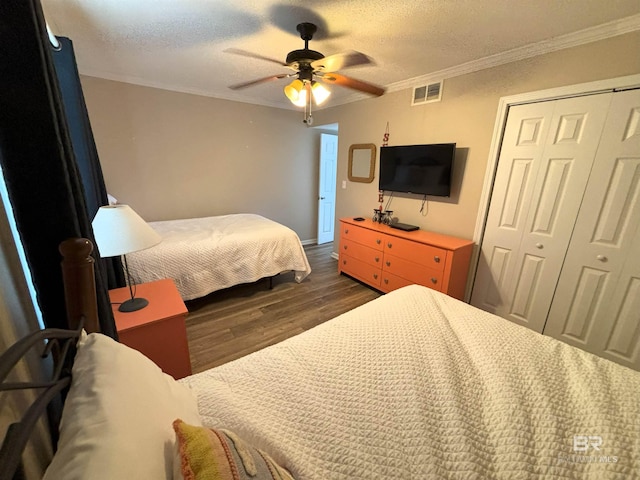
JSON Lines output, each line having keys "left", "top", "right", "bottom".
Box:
{"left": 383, "top": 210, "right": 394, "bottom": 225}
{"left": 373, "top": 208, "right": 382, "bottom": 223}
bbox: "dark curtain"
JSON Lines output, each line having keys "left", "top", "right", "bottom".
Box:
{"left": 51, "top": 37, "right": 126, "bottom": 291}
{"left": 0, "top": 0, "right": 122, "bottom": 337}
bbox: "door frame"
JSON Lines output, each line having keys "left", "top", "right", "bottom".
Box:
{"left": 468, "top": 73, "right": 640, "bottom": 301}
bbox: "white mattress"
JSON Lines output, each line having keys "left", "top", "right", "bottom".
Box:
{"left": 181, "top": 285, "right": 640, "bottom": 479}
{"left": 126, "top": 214, "right": 311, "bottom": 300}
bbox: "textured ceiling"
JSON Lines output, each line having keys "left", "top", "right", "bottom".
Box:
{"left": 42, "top": 0, "right": 640, "bottom": 110}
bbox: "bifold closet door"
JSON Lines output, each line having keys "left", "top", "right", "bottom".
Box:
{"left": 471, "top": 93, "right": 613, "bottom": 333}
{"left": 543, "top": 89, "right": 640, "bottom": 370}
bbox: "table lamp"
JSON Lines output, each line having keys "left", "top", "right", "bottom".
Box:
{"left": 91, "top": 205, "right": 162, "bottom": 312}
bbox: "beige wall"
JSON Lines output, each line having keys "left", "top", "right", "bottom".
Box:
{"left": 314, "top": 31, "right": 640, "bottom": 241}
{"left": 81, "top": 78, "right": 321, "bottom": 241}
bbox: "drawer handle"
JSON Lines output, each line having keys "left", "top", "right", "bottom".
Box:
{"left": 373, "top": 273, "right": 378, "bottom": 280}
{"left": 343, "top": 245, "right": 347, "bottom": 250}
{"left": 431, "top": 277, "right": 438, "bottom": 284}
{"left": 434, "top": 256, "right": 440, "bottom": 263}
{"left": 342, "top": 260, "right": 347, "bottom": 265}
{"left": 384, "top": 279, "right": 389, "bottom": 284}
{"left": 375, "top": 256, "right": 380, "bottom": 262}
{"left": 345, "top": 229, "right": 349, "bottom": 234}
{"left": 387, "top": 242, "right": 393, "bottom": 248}
{"left": 376, "top": 239, "right": 381, "bottom": 245}
{"left": 385, "top": 260, "right": 391, "bottom": 267}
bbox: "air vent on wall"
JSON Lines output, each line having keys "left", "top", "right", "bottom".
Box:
{"left": 412, "top": 80, "right": 443, "bottom": 106}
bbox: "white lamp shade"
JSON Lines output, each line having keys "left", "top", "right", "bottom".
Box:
{"left": 91, "top": 205, "right": 161, "bottom": 258}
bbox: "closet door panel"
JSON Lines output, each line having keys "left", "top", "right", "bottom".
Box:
{"left": 471, "top": 102, "right": 554, "bottom": 320}
{"left": 559, "top": 267, "right": 609, "bottom": 339}
{"left": 604, "top": 275, "right": 640, "bottom": 360}
{"left": 472, "top": 94, "right": 613, "bottom": 333}
{"left": 544, "top": 89, "right": 640, "bottom": 370}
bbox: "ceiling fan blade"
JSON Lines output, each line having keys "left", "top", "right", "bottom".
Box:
{"left": 311, "top": 51, "right": 373, "bottom": 72}
{"left": 228, "top": 73, "right": 292, "bottom": 90}
{"left": 224, "top": 48, "right": 287, "bottom": 67}
{"left": 321, "top": 73, "right": 385, "bottom": 97}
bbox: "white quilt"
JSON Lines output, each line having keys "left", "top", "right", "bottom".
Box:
{"left": 182, "top": 285, "right": 640, "bottom": 479}
{"left": 126, "top": 214, "right": 311, "bottom": 300}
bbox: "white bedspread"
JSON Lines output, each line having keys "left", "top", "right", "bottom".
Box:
{"left": 126, "top": 214, "right": 311, "bottom": 300}
{"left": 182, "top": 285, "right": 640, "bottom": 479}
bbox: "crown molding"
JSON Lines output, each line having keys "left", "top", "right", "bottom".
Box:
{"left": 385, "top": 13, "right": 640, "bottom": 94}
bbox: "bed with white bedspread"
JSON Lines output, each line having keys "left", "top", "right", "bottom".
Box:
{"left": 7, "top": 285, "right": 640, "bottom": 479}
{"left": 126, "top": 213, "right": 312, "bottom": 300}
{"left": 182, "top": 284, "right": 640, "bottom": 479}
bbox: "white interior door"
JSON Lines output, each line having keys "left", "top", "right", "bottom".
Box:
{"left": 471, "top": 93, "right": 613, "bottom": 332}
{"left": 544, "top": 89, "right": 640, "bottom": 370}
{"left": 317, "top": 133, "right": 337, "bottom": 244}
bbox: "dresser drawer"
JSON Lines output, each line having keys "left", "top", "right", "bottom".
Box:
{"left": 383, "top": 235, "right": 446, "bottom": 271}
{"left": 383, "top": 253, "right": 443, "bottom": 291}
{"left": 341, "top": 224, "right": 384, "bottom": 250}
{"left": 379, "top": 271, "right": 415, "bottom": 293}
{"left": 340, "top": 254, "right": 382, "bottom": 287}
{"left": 341, "top": 238, "right": 383, "bottom": 267}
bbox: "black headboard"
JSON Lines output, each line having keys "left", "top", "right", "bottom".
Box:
{"left": 0, "top": 323, "right": 83, "bottom": 480}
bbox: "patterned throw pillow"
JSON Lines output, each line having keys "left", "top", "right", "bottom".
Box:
{"left": 173, "top": 419, "right": 296, "bottom": 480}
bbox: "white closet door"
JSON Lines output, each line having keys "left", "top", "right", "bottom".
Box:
{"left": 471, "top": 93, "right": 613, "bottom": 332}
{"left": 544, "top": 89, "right": 640, "bottom": 370}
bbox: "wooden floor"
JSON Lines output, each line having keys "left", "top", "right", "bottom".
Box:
{"left": 184, "top": 242, "right": 381, "bottom": 373}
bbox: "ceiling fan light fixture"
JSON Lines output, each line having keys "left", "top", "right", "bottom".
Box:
{"left": 311, "top": 81, "right": 331, "bottom": 105}
{"left": 284, "top": 79, "right": 305, "bottom": 104}
{"left": 227, "top": 22, "right": 384, "bottom": 106}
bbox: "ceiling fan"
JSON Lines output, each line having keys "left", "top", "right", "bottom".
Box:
{"left": 227, "top": 22, "right": 385, "bottom": 109}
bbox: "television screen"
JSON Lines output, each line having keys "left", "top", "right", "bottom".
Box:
{"left": 378, "top": 143, "right": 455, "bottom": 196}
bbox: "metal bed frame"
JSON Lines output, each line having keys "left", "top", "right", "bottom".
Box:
{"left": 0, "top": 323, "right": 83, "bottom": 480}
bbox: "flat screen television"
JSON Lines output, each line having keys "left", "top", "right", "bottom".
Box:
{"left": 379, "top": 143, "right": 455, "bottom": 197}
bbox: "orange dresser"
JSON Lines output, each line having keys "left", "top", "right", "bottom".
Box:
{"left": 338, "top": 218, "right": 474, "bottom": 299}
{"left": 109, "top": 279, "right": 192, "bottom": 379}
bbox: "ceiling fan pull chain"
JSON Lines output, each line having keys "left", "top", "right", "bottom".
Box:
{"left": 304, "top": 82, "right": 314, "bottom": 125}
{"left": 303, "top": 87, "right": 308, "bottom": 124}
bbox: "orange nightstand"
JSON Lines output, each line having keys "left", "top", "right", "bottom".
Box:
{"left": 109, "top": 279, "right": 192, "bottom": 379}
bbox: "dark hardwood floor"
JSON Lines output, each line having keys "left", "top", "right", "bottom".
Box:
{"left": 184, "top": 242, "right": 381, "bottom": 373}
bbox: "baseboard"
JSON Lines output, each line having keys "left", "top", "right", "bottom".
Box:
{"left": 330, "top": 252, "right": 338, "bottom": 260}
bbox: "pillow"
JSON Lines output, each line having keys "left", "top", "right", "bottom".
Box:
{"left": 173, "top": 419, "right": 295, "bottom": 480}
{"left": 43, "top": 333, "right": 201, "bottom": 480}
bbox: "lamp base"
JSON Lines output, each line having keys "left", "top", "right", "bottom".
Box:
{"left": 118, "top": 297, "right": 149, "bottom": 312}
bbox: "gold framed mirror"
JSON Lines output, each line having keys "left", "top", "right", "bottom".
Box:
{"left": 348, "top": 144, "right": 376, "bottom": 183}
